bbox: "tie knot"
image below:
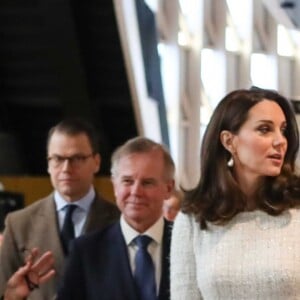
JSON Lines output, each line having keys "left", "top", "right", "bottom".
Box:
{"left": 65, "top": 204, "right": 77, "bottom": 217}
{"left": 135, "top": 235, "right": 152, "bottom": 249}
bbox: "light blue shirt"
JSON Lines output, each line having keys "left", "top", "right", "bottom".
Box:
{"left": 55, "top": 187, "right": 95, "bottom": 237}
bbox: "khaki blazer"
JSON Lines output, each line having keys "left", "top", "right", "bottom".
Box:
{"left": 0, "top": 192, "right": 120, "bottom": 300}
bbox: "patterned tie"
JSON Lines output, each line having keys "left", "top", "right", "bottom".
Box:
{"left": 60, "top": 204, "right": 77, "bottom": 255}
{"left": 134, "top": 235, "right": 157, "bottom": 300}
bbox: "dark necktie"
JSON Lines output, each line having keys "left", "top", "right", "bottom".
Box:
{"left": 60, "top": 204, "right": 77, "bottom": 255}
{"left": 134, "top": 235, "right": 157, "bottom": 300}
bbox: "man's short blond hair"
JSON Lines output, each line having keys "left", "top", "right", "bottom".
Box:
{"left": 111, "top": 137, "right": 175, "bottom": 180}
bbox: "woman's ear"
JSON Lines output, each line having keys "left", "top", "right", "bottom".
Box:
{"left": 220, "top": 130, "right": 235, "bottom": 152}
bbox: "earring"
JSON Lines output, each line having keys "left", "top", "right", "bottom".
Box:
{"left": 227, "top": 156, "right": 234, "bottom": 167}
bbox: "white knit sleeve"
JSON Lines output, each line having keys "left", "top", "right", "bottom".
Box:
{"left": 170, "top": 212, "right": 203, "bottom": 300}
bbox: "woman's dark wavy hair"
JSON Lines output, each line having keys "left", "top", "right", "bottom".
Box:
{"left": 182, "top": 88, "right": 300, "bottom": 229}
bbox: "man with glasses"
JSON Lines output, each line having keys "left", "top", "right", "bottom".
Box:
{"left": 0, "top": 118, "right": 120, "bottom": 300}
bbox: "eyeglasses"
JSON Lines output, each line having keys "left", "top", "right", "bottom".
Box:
{"left": 47, "top": 154, "right": 94, "bottom": 168}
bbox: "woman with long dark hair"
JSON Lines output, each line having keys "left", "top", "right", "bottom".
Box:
{"left": 171, "top": 88, "right": 300, "bottom": 299}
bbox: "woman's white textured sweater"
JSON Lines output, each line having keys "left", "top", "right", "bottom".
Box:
{"left": 171, "top": 209, "right": 300, "bottom": 300}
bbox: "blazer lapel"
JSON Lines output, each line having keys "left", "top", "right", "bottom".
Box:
{"left": 30, "top": 195, "right": 65, "bottom": 277}
{"left": 83, "top": 194, "right": 119, "bottom": 234}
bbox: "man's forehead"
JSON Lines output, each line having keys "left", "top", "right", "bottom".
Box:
{"left": 48, "top": 133, "right": 92, "bottom": 153}
{"left": 120, "top": 174, "right": 156, "bottom": 180}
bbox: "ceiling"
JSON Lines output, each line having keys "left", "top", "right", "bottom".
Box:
{"left": 263, "top": 0, "right": 300, "bottom": 29}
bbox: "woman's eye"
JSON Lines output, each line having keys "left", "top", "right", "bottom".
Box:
{"left": 281, "top": 127, "right": 287, "bottom": 135}
{"left": 258, "top": 126, "right": 270, "bottom": 134}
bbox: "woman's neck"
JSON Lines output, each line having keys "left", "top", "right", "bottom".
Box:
{"left": 234, "top": 171, "right": 263, "bottom": 210}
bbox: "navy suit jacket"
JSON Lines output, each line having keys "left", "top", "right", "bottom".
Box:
{"left": 57, "top": 220, "right": 172, "bottom": 300}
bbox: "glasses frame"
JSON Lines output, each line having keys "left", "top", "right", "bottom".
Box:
{"left": 47, "top": 153, "right": 95, "bottom": 168}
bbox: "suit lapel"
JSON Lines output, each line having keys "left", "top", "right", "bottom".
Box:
{"left": 108, "top": 223, "right": 139, "bottom": 300}
{"left": 158, "top": 220, "right": 172, "bottom": 300}
{"left": 83, "top": 194, "right": 118, "bottom": 234}
{"left": 83, "top": 195, "right": 103, "bottom": 233}
{"left": 30, "top": 195, "right": 65, "bottom": 277}
{"left": 107, "top": 221, "right": 172, "bottom": 300}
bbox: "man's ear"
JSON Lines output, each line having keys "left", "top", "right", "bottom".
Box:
{"left": 165, "top": 179, "right": 175, "bottom": 199}
{"left": 93, "top": 153, "right": 101, "bottom": 174}
{"left": 220, "top": 130, "right": 235, "bottom": 153}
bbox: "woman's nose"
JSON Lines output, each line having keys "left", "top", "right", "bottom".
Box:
{"left": 273, "top": 131, "right": 287, "bottom": 147}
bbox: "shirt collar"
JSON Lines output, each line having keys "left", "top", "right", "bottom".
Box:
{"left": 120, "top": 215, "right": 164, "bottom": 246}
{"left": 54, "top": 186, "right": 95, "bottom": 212}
